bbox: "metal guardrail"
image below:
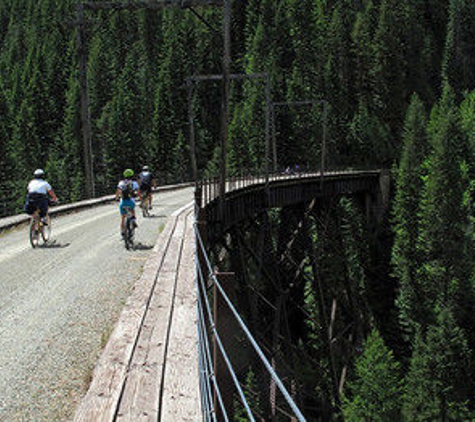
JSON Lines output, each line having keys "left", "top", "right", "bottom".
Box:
{"left": 194, "top": 218, "right": 306, "bottom": 421}
{"left": 196, "top": 169, "right": 383, "bottom": 208}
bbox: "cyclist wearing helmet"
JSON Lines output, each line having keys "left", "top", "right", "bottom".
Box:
{"left": 24, "top": 169, "right": 59, "bottom": 223}
{"left": 115, "top": 169, "right": 140, "bottom": 237}
{"left": 138, "top": 165, "right": 156, "bottom": 209}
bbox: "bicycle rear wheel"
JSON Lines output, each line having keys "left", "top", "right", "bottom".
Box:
{"left": 124, "top": 218, "right": 135, "bottom": 250}
{"left": 29, "top": 219, "right": 39, "bottom": 248}
{"left": 41, "top": 215, "right": 51, "bottom": 243}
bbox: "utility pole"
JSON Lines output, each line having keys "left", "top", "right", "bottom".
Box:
{"left": 220, "top": 0, "right": 231, "bottom": 211}
{"left": 77, "top": 0, "right": 225, "bottom": 197}
{"left": 186, "top": 72, "right": 271, "bottom": 184}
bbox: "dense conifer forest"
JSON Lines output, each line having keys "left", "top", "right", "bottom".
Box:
{"left": 3, "top": 0, "right": 475, "bottom": 419}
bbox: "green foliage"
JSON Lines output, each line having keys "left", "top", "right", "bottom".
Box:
{"left": 342, "top": 329, "right": 403, "bottom": 421}
{"left": 416, "top": 85, "right": 475, "bottom": 333}
{"left": 346, "top": 99, "right": 391, "bottom": 166}
{"left": 0, "top": 0, "right": 466, "bottom": 214}
{"left": 4, "top": 2, "right": 475, "bottom": 418}
{"left": 233, "top": 367, "right": 262, "bottom": 421}
{"left": 442, "top": 0, "right": 475, "bottom": 97}
{"left": 402, "top": 308, "right": 474, "bottom": 421}
{"left": 392, "top": 94, "right": 429, "bottom": 340}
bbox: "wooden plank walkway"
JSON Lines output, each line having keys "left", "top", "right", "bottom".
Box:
{"left": 74, "top": 203, "right": 201, "bottom": 422}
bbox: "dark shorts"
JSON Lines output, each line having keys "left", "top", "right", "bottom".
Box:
{"left": 24, "top": 194, "right": 49, "bottom": 217}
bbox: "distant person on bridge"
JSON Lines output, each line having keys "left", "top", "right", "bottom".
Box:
{"left": 115, "top": 169, "right": 140, "bottom": 238}
{"left": 24, "top": 169, "right": 59, "bottom": 224}
{"left": 138, "top": 165, "right": 156, "bottom": 209}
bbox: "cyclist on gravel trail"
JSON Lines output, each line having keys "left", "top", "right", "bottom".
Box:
{"left": 115, "top": 169, "right": 140, "bottom": 238}
{"left": 138, "top": 165, "right": 156, "bottom": 209}
{"left": 24, "top": 169, "right": 59, "bottom": 223}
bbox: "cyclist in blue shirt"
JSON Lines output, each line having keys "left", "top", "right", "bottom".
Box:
{"left": 115, "top": 169, "right": 140, "bottom": 238}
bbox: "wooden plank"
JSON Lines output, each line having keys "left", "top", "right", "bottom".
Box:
{"left": 74, "top": 213, "right": 180, "bottom": 421}
{"left": 160, "top": 212, "right": 201, "bottom": 420}
{"left": 116, "top": 211, "right": 190, "bottom": 420}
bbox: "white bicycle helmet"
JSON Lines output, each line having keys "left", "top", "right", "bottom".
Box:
{"left": 34, "top": 169, "right": 45, "bottom": 178}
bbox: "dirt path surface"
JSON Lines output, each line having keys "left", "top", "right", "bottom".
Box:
{"left": 0, "top": 187, "right": 193, "bottom": 421}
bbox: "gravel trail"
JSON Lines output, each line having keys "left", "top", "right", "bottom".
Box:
{"left": 0, "top": 187, "right": 193, "bottom": 421}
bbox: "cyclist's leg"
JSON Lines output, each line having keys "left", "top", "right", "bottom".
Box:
{"left": 129, "top": 201, "right": 138, "bottom": 226}
{"left": 32, "top": 209, "right": 40, "bottom": 227}
{"left": 119, "top": 200, "right": 127, "bottom": 235}
{"left": 38, "top": 198, "right": 49, "bottom": 223}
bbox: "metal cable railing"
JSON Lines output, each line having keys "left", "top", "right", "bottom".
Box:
{"left": 195, "top": 247, "right": 254, "bottom": 421}
{"left": 196, "top": 269, "right": 225, "bottom": 422}
{"left": 196, "top": 168, "right": 382, "bottom": 207}
{"left": 194, "top": 219, "right": 307, "bottom": 421}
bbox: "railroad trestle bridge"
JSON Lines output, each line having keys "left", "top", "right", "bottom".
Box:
{"left": 194, "top": 170, "right": 390, "bottom": 420}
{"left": 75, "top": 169, "right": 391, "bottom": 421}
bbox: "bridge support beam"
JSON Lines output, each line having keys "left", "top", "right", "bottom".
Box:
{"left": 198, "top": 170, "right": 393, "bottom": 419}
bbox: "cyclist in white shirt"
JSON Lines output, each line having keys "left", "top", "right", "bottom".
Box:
{"left": 24, "top": 169, "right": 59, "bottom": 223}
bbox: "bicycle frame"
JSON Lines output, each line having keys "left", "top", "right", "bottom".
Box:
{"left": 141, "top": 194, "right": 150, "bottom": 217}
{"left": 123, "top": 206, "right": 136, "bottom": 250}
{"left": 29, "top": 209, "right": 51, "bottom": 248}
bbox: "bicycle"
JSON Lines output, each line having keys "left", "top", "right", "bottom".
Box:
{"left": 29, "top": 211, "right": 51, "bottom": 248}
{"left": 123, "top": 206, "right": 137, "bottom": 250}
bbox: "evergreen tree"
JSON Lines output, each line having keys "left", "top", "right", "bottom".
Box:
{"left": 342, "top": 329, "right": 403, "bottom": 421}
{"left": 402, "top": 308, "right": 474, "bottom": 420}
{"left": 346, "top": 99, "right": 391, "bottom": 167}
{"left": 150, "top": 10, "right": 190, "bottom": 183}
{"left": 442, "top": 0, "right": 475, "bottom": 97}
{"left": 351, "top": 1, "right": 377, "bottom": 105}
{"left": 392, "top": 94, "right": 428, "bottom": 340}
{"left": 416, "top": 84, "right": 475, "bottom": 335}
{"left": 371, "top": 0, "right": 410, "bottom": 138}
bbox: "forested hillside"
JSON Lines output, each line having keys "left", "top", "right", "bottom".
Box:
{"left": 2, "top": 0, "right": 475, "bottom": 419}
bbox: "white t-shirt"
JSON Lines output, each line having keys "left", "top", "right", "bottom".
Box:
{"left": 28, "top": 179, "right": 52, "bottom": 195}
{"left": 117, "top": 180, "right": 139, "bottom": 191}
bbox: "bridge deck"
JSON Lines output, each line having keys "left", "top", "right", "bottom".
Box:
{"left": 74, "top": 204, "right": 200, "bottom": 422}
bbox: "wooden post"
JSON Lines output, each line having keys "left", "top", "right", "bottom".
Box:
{"left": 78, "top": 0, "right": 226, "bottom": 196}
{"left": 219, "top": 0, "right": 231, "bottom": 214}
{"left": 76, "top": 3, "right": 95, "bottom": 198}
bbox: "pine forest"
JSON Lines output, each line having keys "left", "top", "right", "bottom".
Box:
{"left": 2, "top": 0, "right": 475, "bottom": 420}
